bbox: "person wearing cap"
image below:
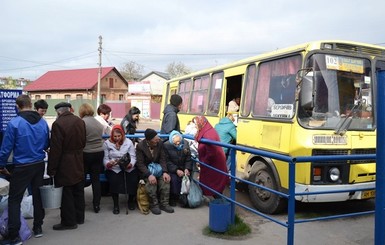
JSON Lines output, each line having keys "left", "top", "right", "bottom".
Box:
{"left": 160, "top": 94, "right": 183, "bottom": 135}
{"left": 0, "top": 94, "right": 49, "bottom": 243}
{"left": 135, "top": 128, "right": 174, "bottom": 215}
{"left": 48, "top": 101, "right": 86, "bottom": 231}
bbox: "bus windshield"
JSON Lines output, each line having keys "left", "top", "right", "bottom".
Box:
{"left": 298, "top": 53, "right": 374, "bottom": 131}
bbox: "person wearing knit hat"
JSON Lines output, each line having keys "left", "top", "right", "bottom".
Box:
{"left": 135, "top": 128, "right": 174, "bottom": 215}
{"left": 160, "top": 94, "right": 183, "bottom": 135}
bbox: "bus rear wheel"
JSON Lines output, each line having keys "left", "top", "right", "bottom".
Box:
{"left": 248, "top": 161, "right": 286, "bottom": 214}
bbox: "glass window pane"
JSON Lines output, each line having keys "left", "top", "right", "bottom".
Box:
{"left": 207, "top": 72, "right": 224, "bottom": 115}
{"left": 241, "top": 65, "right": 256, "bottom": 117}
{"left": 253, "top": 55, "right": 301, "bottom": 117}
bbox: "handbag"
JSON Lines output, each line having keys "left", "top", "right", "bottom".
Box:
{"left": 148, "top": 162, "right": 162, "bottom": 177}
{"left": 0, "top": 208, "right": 32, "bottom": 241}
{"left": 117, "top": 152, "right": 131, "bottom": 171}
{"left": 187, "top": 179, "right": 203, "bottom": 208}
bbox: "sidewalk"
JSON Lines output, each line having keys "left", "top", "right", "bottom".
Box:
{"left": 23, "top": 187, "right": 374, "bottom": 245}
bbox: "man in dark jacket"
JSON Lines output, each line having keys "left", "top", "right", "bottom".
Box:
{"left": 48, "top": 102, "right": 86, "bottom": 230}
{"left": 0, "top": 95, "right": 49, "bottom": 243}
{"left": 160, "top": 94, "right": 182, "bottom": 134}
{"left": 136, "top": 128, "right": 174, "bottom": 215}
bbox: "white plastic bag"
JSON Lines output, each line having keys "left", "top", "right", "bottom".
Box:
{"left": 180, "top": 175, "right": 190, "bottom": 194}
{"left": 21, "top": 195, "right": 34, "bottom": 219}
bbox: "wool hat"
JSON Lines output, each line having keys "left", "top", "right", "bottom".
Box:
{"left": 144, "top": 128, "right": 158, "bottom": 141}
{"left": 170, "top": 94, "right": 182, "bottom": 107}
{"left": 54, "top": 102, "right": 72, "bottom": 110}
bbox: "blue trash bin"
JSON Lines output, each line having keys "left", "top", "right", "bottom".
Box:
{"left": 209, "top": 199, "right": 231, "bottom": 233}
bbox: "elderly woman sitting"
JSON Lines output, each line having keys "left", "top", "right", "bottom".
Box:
{"left": 163, "top": 130, "right": 192, "bottom": 206}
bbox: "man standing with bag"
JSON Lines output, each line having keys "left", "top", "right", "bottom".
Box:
{"left": 48, "top": 102, "right": 86, "bottom": 230}
{"left": 0, "top": 95, "right": 49, "bottom": 244}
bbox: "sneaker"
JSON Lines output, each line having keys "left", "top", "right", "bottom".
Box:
{"left": 33, "top": 226, "right": 43, "bottom": 238}
{"left": 160, "top": 205, "right": 174, "bottom": 213}
{"left": 1, "top": 236, "right": 23, "bottom": 245}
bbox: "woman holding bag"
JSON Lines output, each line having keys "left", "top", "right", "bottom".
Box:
{"left": 103, "top": 125, "right": 138, "bottom": 214}
{"left": 163, "top": 130, "right": 192, "bottom": 206}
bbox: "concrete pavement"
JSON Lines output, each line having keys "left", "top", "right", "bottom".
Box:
{"left": 22, "top": 186, "right": 374, "bottom": 245}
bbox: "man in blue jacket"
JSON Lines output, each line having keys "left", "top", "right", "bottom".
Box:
{"left": 0, "top": 94, "right": 50, "bottom": 244}
{"left": 214, "top": 113, "right": 237, "bottom": 171}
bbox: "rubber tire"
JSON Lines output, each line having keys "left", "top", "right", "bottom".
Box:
{"left": 248, "top": 161, "right": 286, "bottom": 214}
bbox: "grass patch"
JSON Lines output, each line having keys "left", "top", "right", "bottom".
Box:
{"left": 203, "top": 214, "right": 251, "bottom": 240}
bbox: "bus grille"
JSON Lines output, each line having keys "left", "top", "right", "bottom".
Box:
{"left": 312, "top": 149, "right": 375, "bottom": 163}
{"left": 334, "top": 43, "right": 385, "bottom": 56}
{"left": 312, "top": 149, "right": 348, "bottom": 164}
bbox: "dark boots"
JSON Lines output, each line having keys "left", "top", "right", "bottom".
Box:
{"left": 112, "top": 193, "right": 120, "bottom": 214}
{"left": 148, "top": 194, "right": 161, "bottom": 215}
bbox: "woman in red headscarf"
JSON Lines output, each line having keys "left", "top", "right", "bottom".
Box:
{"left": 193, "top": 116, "right": 228, "bottom": 198}
{"left": 103, "top": 125, "right": 138, "bottom": 214}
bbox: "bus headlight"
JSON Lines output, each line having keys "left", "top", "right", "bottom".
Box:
{"left": 329, "top": 167, "right": 340, "bottom": 182}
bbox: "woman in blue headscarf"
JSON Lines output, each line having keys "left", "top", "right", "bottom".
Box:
{"left": 163, "top": 130, "right": 192, "bottom": 206}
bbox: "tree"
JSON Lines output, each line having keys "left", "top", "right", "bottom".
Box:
{"left": 119, "top": 61, "right": 144, "bottom": 81}
{"left": 166, "top": 61, "right": 192, "bottom": 79}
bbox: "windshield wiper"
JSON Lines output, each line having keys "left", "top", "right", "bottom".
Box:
{"left": 334, "top": 99, "right": 362, "bottom": 135}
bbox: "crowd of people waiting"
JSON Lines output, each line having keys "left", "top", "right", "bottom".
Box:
{"left": 0, "top": 93, "right": 235, "bottom": 245}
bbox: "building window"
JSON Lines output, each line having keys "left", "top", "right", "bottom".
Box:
{"left": 64, "top": 94, "right": 71, "bottom": 100}
{"left": 76, "top": 94, "right": 83, "bottom": 100}
{"left": 119, "top": 94, "right": 124, "bottom": 101}
{"left": 109, "top": 78, "right": 114, "bottom": 88}
{"left": 35, "top": 95, "right": 41, "bottom": 100}
{"left": 45, "top": 95, "right": 52, "bottom": 99}
{"left": 101, "top": 94, "right": 106, "bottom": 102}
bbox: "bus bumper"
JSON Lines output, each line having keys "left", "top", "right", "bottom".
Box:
{"left": 295, "top": 182, "right": 375, "bottom": 202}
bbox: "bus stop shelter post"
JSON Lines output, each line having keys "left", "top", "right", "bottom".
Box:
{"left": 375, "top": 70, "right": 385, "bottom": 245}
{"left": 229, "top": 148, "right": 236, "bottom": 224}
{"left": 287, "top": 159, "right": 296, "bottom": 245}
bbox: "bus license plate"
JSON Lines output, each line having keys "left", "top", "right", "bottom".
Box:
{"left": 361, "top": 190, "right": 375, "bottom": 199}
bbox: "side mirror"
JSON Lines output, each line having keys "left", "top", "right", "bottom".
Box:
{"left": 299, "top": 71, "right": 315, "bottom": 110}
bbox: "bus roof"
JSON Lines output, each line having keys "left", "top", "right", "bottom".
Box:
{"left": 167, "top": 40, "right": 385, "bottom": 83}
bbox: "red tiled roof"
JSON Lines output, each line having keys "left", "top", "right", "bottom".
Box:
{"left": 24, "top": 67, "right": 118, "bottom": 91}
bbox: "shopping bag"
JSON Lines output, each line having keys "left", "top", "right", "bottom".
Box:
{"left": 148, "top": 163, "right": 162, "bottom": 177}
{"left": 180, "top": 175, "right": 190, "bottom": 194}
{"left": 187, "top": 179, "right": 203, "bottom": 208}
{"left": 136, "top": 180, "right": 150, "bottom": 215}
{"left": 0, "top": 208, "right": 32, "bottom": 241}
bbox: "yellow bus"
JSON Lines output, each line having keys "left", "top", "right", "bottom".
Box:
{"left": 161, "top": 40, "right": 385, "bottom": 214}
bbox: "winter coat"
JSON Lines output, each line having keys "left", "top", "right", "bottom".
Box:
{"left": 48, "top": 111, "right": 86, "bottom": 187}
{"left": 164, "top": 139, "right": 192, "bottom": 173}
{"left": 160, "top": 104, "right": 180, "bottom": 134}
{"left": 196, "top": 121, "right": 228, "bottom": 196}
{"left": 214, "top": 117, "right": 237, "bottom": 155}
{"left": 135, "top": 139, "right": 167, "bottom": 178}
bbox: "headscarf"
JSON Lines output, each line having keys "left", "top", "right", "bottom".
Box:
{"left": 168, "top": 130, "right": 184, "bottom": 151}
{"left": 109, "top": 125, "right": 125, "bottom": 149}
{"left": 193, "top": 116, "right": 207, "bottom": 132}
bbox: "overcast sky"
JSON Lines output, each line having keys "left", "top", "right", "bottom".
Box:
{"left": 1, "top": 0, "right": 385, "bottom": 80}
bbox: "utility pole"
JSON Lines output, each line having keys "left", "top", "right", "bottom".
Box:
{"left": 96, "top": 35, "right": 102, "bottom": 108}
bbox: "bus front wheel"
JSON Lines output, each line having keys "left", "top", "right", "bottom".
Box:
{"left": 248, "top": 161, "right": 286, "bottom": 214}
